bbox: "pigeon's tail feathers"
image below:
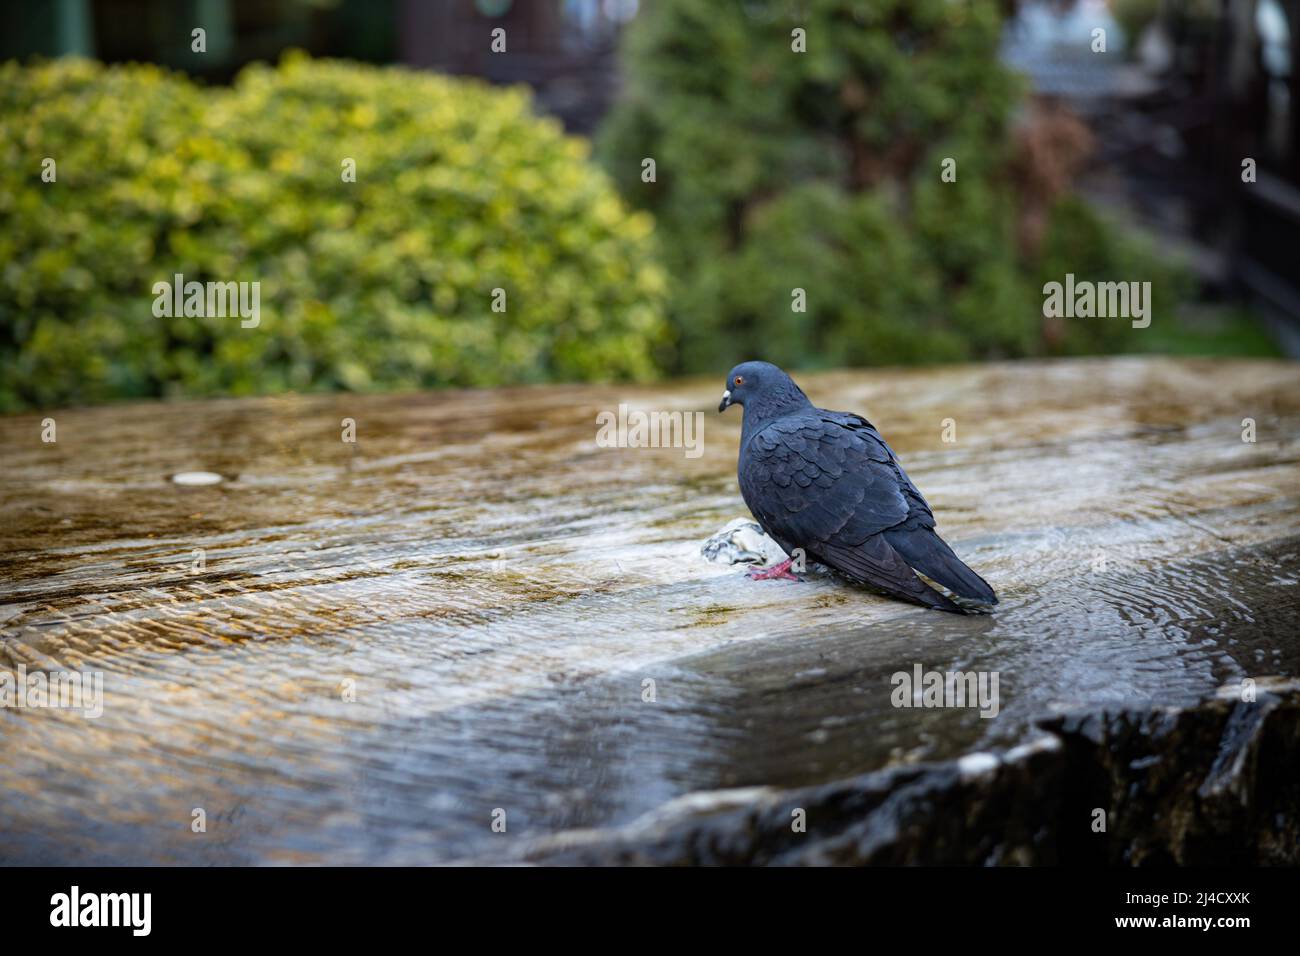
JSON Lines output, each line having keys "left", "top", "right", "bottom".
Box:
{"left": 885, "top": 528, "right": 998, "bottom": 605}
{"left": 818, "top": 538, "right": 966, "bottom": 614}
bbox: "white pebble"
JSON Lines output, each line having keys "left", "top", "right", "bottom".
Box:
{"left": 171, "top": 471, "right": 223, "bottom": 486}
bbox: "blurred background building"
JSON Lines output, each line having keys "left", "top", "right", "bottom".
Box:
{"left": 1005, "top": 0, "right": 1300, "bottom": 350}
{"left": 2, "top": 0, "right": 635, "bottom": 131}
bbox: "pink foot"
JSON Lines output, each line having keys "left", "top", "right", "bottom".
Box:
{"left": 746, "top": 558, "right": 800, "bottom": 581}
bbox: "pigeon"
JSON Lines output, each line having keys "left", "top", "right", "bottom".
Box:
{"left": 718, "top": 361, "right": 997, "bottom": 613}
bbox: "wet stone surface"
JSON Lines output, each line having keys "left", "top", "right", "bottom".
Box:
{"left": 1, "top": 357, "right": 1298, "bottom": 864}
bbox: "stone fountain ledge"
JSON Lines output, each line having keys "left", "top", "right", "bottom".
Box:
{"left": 1, "top": 357, "right": 1298, "bottom": 865}
{"left": 479, "top": 678, "right": 1300, "bottom": 866}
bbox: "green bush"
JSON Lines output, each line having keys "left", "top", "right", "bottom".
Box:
{"left": 0, "top": 54, "right": 668, "bottom": 410}
{"left": 599, "top": 0, "right": 1183, "bottom": 373}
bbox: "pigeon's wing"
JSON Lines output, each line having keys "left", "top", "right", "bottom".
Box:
{"left": 739, "top": 415, "right": 909, "bottom": 548}
{"left": 805, "top": 410, "right": 996, "bottom": 605}
{"left": 738, "top": 414, "right": 960, "bottom": 611}
{"left": 817, "top": 410, "right": 935, "bottom": 530}
{"left": 815, "top": 536, "right": 962, "bottom": 612}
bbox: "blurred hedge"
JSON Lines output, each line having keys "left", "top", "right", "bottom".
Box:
{"left": 599, "top": 0, "right": 1185, "bottom": 373}
{"left": 0, "top": 54, "right": 668, "bottom": 410}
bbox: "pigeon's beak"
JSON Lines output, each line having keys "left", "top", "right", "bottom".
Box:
{"left": 718, "top": 390, "right": 732, "bottom": 413}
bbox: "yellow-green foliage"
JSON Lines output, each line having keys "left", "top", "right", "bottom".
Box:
{"left": 0, "top": 53, "right": 668, "bottom": 410}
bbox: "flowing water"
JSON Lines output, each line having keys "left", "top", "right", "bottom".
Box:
{"left": 1, "top": 357, "right": 1297, "bottom": 864}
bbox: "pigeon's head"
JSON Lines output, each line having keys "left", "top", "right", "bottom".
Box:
{"left": 718, "top": 361, "right": 809, "bottom": 416}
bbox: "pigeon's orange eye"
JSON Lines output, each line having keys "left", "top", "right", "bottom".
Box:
{"left": 734, "top": 375, "right": 744, "bottom": 386}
